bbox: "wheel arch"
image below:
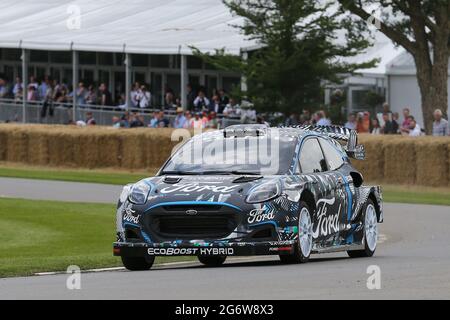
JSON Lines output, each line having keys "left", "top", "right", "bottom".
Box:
{"left": 368, "top": 191, "right": 382, "bottom": 223}
{"left": 300, "top": 189, "right": 316, "bottom": 214}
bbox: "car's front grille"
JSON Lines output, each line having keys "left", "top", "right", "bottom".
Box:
{"left": 145, "top": 204, "right": 240, "bottom": 240}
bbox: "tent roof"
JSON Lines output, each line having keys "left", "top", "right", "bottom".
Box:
{"left": 0, "top": 0, "right": 403, "bottom": 75}
{"left": 0, "top": 0, "right": 255, "bottom": 55}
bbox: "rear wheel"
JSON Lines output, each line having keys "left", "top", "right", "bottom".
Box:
{"left": 121, "top": 256, "right": 155, "bottom": 271}
{"left": 347, "top": 199, "right": 378, "bottom": 258}
{"left": 279, "top": 201, "right": 313, "bottom": 264}
{"left": 198, "top": 256, "right": 227, "bottom": 267}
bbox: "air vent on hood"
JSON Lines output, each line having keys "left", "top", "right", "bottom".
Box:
{"left": 163, "top": 176, "right": 182, "bottom": 184}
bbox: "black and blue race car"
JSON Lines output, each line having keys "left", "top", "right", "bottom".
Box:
{"left": 113, "top": 124, "right": 383, "bottom": 270}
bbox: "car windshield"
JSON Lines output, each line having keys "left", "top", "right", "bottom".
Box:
{"left": 161, "top": 132, "right": 298, "bottom": 175}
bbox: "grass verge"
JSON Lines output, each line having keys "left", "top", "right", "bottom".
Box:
{"left": 0, "top": 198, "right": 194, "bottom": 278}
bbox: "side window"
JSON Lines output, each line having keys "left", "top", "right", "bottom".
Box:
{"left": 319, "top": 138, "right": 345, "bottom": 171}
{"left": 299, "top": 138, "right": 328, "bottom": 174}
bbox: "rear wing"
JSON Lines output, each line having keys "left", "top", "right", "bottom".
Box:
{"left": 282, "top": 125, "right": 366, "bottom": 160}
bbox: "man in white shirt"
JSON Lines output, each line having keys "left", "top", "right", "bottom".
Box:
{"left": 408, "top": 119, "right": 422, "bottom": 137}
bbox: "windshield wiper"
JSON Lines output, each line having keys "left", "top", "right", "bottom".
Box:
{"left": 160, "top": 171, "right": 199, "bottom": 175}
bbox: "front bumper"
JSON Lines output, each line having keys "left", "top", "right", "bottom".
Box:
{"left": 113, "top": 240, "right": 296, "bottom": 257}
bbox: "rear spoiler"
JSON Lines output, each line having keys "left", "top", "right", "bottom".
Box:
{"left": 281, "top": 125, "right": 366, "bottom": 160}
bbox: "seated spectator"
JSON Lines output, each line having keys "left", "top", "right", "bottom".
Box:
{"left": 149, "top": 111, "right": 159, "bottom": 128}
{"left": 112, "top": 116, "right": 122, "bottom": 128}
{"left": 223, "top": 98, "right": 241, "bottom": 118}
{"left": 344, "top": 113, "right": 357, "bottom": 130}
{"left": 381, "top": 113, "right": 394, "bottom": 134}
{"left": 86, "top": 112, "right": 96, "bottom": 126}
{"left": 183, "top": 111, "right": 192, "bottom": 128}
{"left": 206, "top": 111, "right": 218, "bottom": 129}
{"left": 408, "top": 118, "right": 422, "bottom": 137}
{"left": 190, "top": 112, "right": 204, "bottom": 129}
{"left": 432, "top": 109, "right": 449, "bottom": 136}
{"left": 173, "top": 107, "right": 187, "bottom": 128}
{"left": 371, "top": 118, "right": 381, "bottom": 135}
{"left": 157, "top": 111, "right": 169, "bottom": 128}
{"left": 193, "top": 90, "right": 210, "bottom": 111}
{"left": 130, "top": 112, "right": 145, "bottom": 128}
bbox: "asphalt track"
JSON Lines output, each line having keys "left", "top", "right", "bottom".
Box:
{"left": 0, "top": 177, "right": 449, "bottom": 299}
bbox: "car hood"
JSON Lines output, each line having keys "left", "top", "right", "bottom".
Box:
{"left": 141, "top": 175, "right": 278, "bottom": 207}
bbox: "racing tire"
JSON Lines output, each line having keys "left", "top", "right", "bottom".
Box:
{"left": 121, "top": 255, "right": 155, "bottom": 271}
{"left": 347, "top": 199, "right": 378, "bottom": 258}
{"left": 279, "top": 201, "right": 313, "bottom": 264}
{"left": 198, "top": 256, "right": 227, "bottom": 267}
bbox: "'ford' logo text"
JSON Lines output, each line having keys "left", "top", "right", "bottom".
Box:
{"left": 185, "top": 209, "right": 198, "bottom": 215}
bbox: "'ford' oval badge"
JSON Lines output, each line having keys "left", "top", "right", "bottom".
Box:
{"left": 185, "top": 209, "right": 198, "bottom": 215}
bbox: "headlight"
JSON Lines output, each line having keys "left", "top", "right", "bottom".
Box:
{"left": 128, "top": 180, "right": 153, "bottom": 205}
{"left": 246, "top": 181, "right": 281, "bottom": 204}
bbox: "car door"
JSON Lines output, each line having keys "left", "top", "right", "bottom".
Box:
{"left": 298, "top": 137, "right": 343, "bottom": 246}
{"left": 317, "top": 137, "right": 352, "bottom": 244}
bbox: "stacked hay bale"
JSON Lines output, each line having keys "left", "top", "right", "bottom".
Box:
{"left": 0, "top": 124, "right": 449, "bottom": 187}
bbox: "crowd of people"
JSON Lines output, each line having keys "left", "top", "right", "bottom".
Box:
{"left": 284, "top": 103, "right": 450, "bottom": 137}
{"left": 1, "top": 74, "right": 450, "bottom": 135}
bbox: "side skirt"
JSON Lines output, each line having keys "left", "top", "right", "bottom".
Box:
{"left": 312, "top": 243, "right": 364, "bottom": 254}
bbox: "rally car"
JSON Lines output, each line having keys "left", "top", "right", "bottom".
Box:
{"left": 113, "top": 124, "right": 383, "bottom": 270}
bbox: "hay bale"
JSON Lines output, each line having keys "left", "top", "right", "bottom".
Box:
{"left": 382, "top": 136, "right": 417, "bottom": 185}
{"left": 6, "top": 128, "right": 29, "bottom": 163}
{"left": 0, "top": 127, "right": 8, "bottom": 161}
{"left": 96, "top": 130, "right": 122, "bottom": 168}
{"left": 353, "top": 135, "right": 385, "bottom": 183}
{"left": 415, "top": 137, "right": 448, "bottom": 187}
{"left": 121, "top": 129, "right": 148, "bottom": 169}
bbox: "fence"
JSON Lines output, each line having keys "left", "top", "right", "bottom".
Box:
{"left": 0, "top": 99, "right": 243, "bottom": 127}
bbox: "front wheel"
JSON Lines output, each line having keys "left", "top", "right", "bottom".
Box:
{"left": 198, "top": 256, "right": 226, "bottom": 267}
{"left": 121, "top": 255, "right": 155, "bottom": 271}
{"left": 348, "top": 199, "right": 378, "bottom": 258}
{"left": 279, "top": 201, "right": 313, "bottom": 264}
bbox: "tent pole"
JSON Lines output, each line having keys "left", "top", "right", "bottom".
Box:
{"left": 125, "top": 53, "right": 132, "bottom": 110}
{"left": 72, "top": 50, "right": 78, "bottom": 121}
{"left": 180, "top": 55, "right": 187, "bottom": 110}
{"left": 21, "top": 49, "right": 28, "bottom": 123}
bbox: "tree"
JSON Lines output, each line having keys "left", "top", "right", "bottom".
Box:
{"left": 192, "top": 0, "right": 377, "bottom": 116}
{"left": 338, "top": 0, "right": 450, "bottom": 134}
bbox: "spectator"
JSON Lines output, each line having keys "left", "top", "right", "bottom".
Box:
{"left": 112, "top": 116, "right": 122, "bottom": 128}
{"left": 184, "top": 111, "right": 192, "bottom": 128}
{"left": 38, "top": 76, "right": 50, "bottom": 101}
{"left": 223, "top": 98, "right": 241, "bottom": 118}
{"left": 206, "top": 111, "right": 219, "bottom": 129}
{"left": 209, "top": 95, "right": 225, "bottom": 114}
{"left": 401, "top": 108, "right": 411, "bottom": 132}
{"left": 28, "top": 76, "right": 38, "bottom": 91}
{"left": 164, "top": 91, "right": 176, "bottom": 110}
{"left": 408, "top": 118, "right": 422, "bottom": 137}
{"left": 12, "top": 76, "right": 22, "bottom": 98}
{"left": 371, "top": 118, "right": 381, "bottom": 135}
{"left": 356, "top": 112, "right": 370, "bottom": 133}
{"left": 40, "top": 80, "right": 54, "bottom": 118}
{"left": 285, "top": 113, "right": 299, "bottom": 126}
{"left": 76, "top": 82, "right": 86, "bottom": 106}
{"left": 156, "top": 111, "right": 169, "bottom": 128}
{"left": 316, "top": 110, "right": 331, "bottom": 126}
{"left": 0, "top": 76, "right": 9, "bottom": 98}
{"left": 27, "top": 85, "right": 37, "bottom": 101}
{"left": 138, "top": 85, "right": 151, "bottom": 109}
{"left": 99, "top": 83, "right": 112, "bottom": 106}
{"left": 432, "top": 109, "right": 449, "bottom": 136}
{"left": 130, "top": 82, "right": 140, "bottom": 108}
{"left": 344, "top": 113, "right": 357, "bottom": 130}
{"left": 130, "top": 112, "right": 145, "bottom": 128}
{"left": 149, "top": 111, "right": 159, "bottom": 128}
{"left": 201, "top": 111, "right": 209, "bottom": 127}
{"left": 173, "top": 107, "right": 187, "bottom": 128}
{"left": 392, "top": 112, "right": 400, "bottom": 134}
{"left": 85, "top": 84, "right": 97, "bottom": 105}
{"left": 191, "top": 112, "right": 204, "bottom": 129}
{"left": 186, "top": 83, "right": 196, "bottom": 110}
{"left": 85, "top": 112, "right": 96, "bottom": 126}
{"left": 218, "top": 89, "right": 229, "bottom": 112}
{"left": 381, "top": 113, "right": 394, "bottom": 134}
{"left": 193, "top": 90, "right": 210, "bottom": 111}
